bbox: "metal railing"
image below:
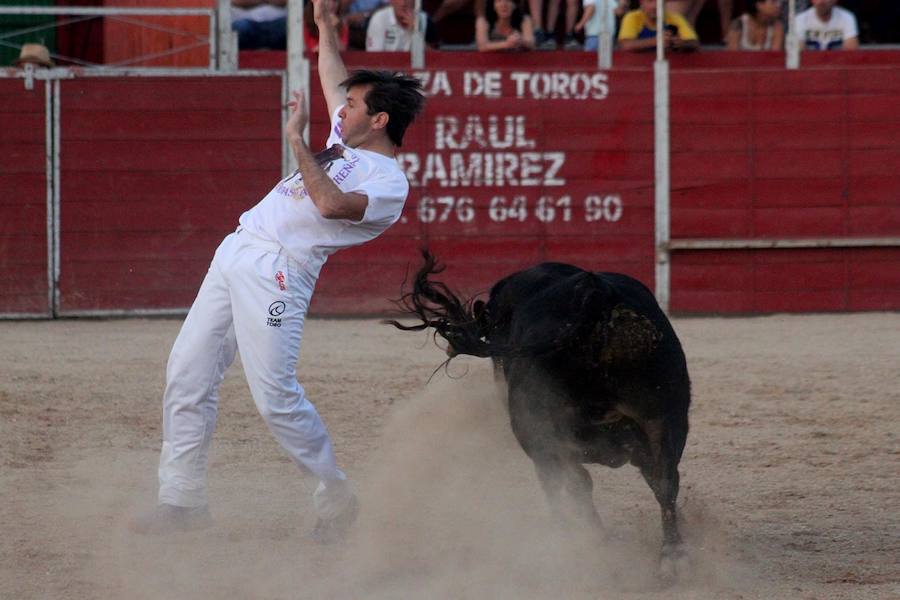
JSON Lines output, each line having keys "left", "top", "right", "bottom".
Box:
{"left": 0, "top": 5, "right": 238, "bottom": 70}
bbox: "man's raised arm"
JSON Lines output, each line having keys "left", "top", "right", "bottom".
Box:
{"left": 313, "top": 0, "right": 349, "bottom": 117}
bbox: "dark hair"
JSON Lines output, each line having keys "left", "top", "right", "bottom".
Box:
{"left": 484, "top": 0, "right": 525, "bottom": 32}
{"left": 747, "top": 0, "right": 778, "bottom": 17}
{"left": 340, "top": 69, "right": 426, "bottom": 147}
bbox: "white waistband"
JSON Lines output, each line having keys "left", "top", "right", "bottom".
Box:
{"left": 234, "top": 226, "right": 283, "bottom": 254}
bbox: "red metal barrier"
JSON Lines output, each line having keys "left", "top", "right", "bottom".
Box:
{"left": 667, "top": 64, "right": 900, "bottom": 312}
{"left": 57, "top": 75, "right": 282, "bottom": 313}
{"left": 0, "top": 79, "right": 49, "bottom": 317}
{"left": 307, "top": 53, "right": 900, "bottom": 314}
{"left": 2, "top": 51, "right": 899, "bottom": 317}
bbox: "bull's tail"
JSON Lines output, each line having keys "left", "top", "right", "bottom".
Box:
{"left": 383, "top": 250, "right": 492, "bottom": 358}
{"left": 386, "top": 252, "right": 663, "bottom": 367}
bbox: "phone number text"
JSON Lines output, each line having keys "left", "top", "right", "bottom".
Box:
{"left": 415, "top": 194, "right": 623, "bottom": 224}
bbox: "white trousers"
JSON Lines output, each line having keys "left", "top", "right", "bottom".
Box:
{"left": 158, "top": 230, "right": 352, "bottom": 519}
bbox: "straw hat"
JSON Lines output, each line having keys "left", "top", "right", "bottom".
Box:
{"left": 15, "top": 43, "right": 54, "bottom": 68}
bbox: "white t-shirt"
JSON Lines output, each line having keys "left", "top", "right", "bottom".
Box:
{"left": 582, "top": 0, "right": 617, "bottom": 38}
{"left": 238, "top": 107, "right": 409, "bottom": 275}
{"left": 230, "top": 4, "right": 286, "bottom": 23}
{"left": 795, "top": 6, "right": 858, "bottom": 50}
{"left": 365, "top": 6, "right": 426, "bottom": 51}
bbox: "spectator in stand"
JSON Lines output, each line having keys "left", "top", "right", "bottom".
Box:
{"left": 530, "top": 0, "right": 581, "bottom": 49}
{"left": 575, "top": 0, "right": 628, "bottom": 52}
{"left": 725, "top": 0, "right": 784, "bottom": 50}
{"left": 618, "top": 0, "right": 699, "bottom": 51}
{"left": 231, "top": 0, "right": 288, "bottom": 50}
{"left": 342, "top": 0, "right": 388, "bottom": 49}
{"left": 795, "top": 0, "right": 858, "bottom": 49}
{"left": 366, "top": 0, "right": 440, "bottom": 49}
{"left": 476, "top": 0, "right": 535, "bottom": 51}
{"left": 305, "top": 0, "right": 350, "bottom": 50}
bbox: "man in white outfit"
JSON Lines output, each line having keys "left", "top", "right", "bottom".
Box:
{"left": 131, "top": 0, "right": 425, "bottom": 542}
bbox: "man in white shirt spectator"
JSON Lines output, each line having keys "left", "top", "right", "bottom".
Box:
{"left": 365, "top": 0, "right": 438, "bottom": 50}
{"left": 342, "top": 0, "right": 388, "bottom": 48}
{"left": 795, "top": 0, "right": 859, "bottom": 50}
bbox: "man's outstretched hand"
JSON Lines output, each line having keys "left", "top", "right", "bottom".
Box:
{"left": 285, "top": 90, "right": 308, "bottom": 144}
{"left": 313, "top": 0, "right": 337, "bottom": 27}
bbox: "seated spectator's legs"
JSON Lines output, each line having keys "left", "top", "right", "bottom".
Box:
{"left": 530, "top": 0, "right": 551, "bottom": 46}
{"left": 233, "top": 17, "right": 288, "bottom": 50}
{"left": 667, "top": 0, "right": 730, "bottom": 42}
{"left": 717, "top": 0, "right": 733, "bottom": 42}
{"left": 561, "top": 0, "right": 581, "bottom": 48}
{"left": 543, "top": 0, "right": 581, "bottom": 47}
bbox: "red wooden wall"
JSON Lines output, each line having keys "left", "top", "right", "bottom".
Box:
{"left": 1, "top": 51, "right": 899, "bottom": 317}
{"left": 668, "top": 65, "right": 900, "bottom": 312}
{"left": 0, "top": 79, "right": 49, "bottom": 316}
{"left": 304, "top": 52, "right": 900, "bottom": 314}
{"left": 58, "top": 76, "right": 281, "bottom": 312}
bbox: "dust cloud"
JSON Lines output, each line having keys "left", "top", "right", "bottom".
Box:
{"left": 319, "top": 360, "right": 751, "bottom": 599}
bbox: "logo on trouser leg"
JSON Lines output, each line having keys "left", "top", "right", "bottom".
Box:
{"left": 275, "top": 271, "right": 286, "bottom": 291}
{"left": 267, "top": 301, "right": 286, "bottom": 327}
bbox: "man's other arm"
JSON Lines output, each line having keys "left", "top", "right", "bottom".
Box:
{"left": 314, "top": 0, "right": 349, "bottom": 117}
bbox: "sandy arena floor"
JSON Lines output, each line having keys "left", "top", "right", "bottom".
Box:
{"left": 1, "top": 313, "right": 898, "bottom": 599}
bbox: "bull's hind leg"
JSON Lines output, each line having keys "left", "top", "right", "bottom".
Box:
{"left": 531, "top": 456, "right": 567, "bottom": 520}
{"left": 509, "top": 369, "right": 604, "bottom": 538}
{"left": 562, "top": 462, "right": 605, "bottom": 536}
{"left": 532, "top": 458, "right": 605, "bottom": 538}
{"left": 635, "top": 419, "right": 689, "bottom": 580}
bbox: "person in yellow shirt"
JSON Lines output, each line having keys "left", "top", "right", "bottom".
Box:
{"left": 618, "top": 0, "right": 699, "bottom": 52}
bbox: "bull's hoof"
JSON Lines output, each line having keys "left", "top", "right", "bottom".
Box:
{"left": 658, "top": 543, "right": 690, "bottom": 583}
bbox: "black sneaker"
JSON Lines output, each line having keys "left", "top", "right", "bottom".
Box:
{"left": 538, "top": 36, "right": 558, "bottom": 50}
{"left": 129, "top": 504, "right": 212, "bottom": 535}
{"left": 310, "top": 494, "right": 359, "bottom": 544}
{"left": 563, "top": 33, "right": 581, "bottom": 50}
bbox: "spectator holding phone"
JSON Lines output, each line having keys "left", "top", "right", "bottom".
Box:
{"left": 618, "top": 0, "right": 698, "bottom": 52}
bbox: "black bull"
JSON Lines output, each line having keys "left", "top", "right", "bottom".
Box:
{"left": 386, "top": 251, "right": 692, "bottom": 577}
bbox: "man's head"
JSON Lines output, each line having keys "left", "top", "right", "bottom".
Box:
{"left": 749, "top": 0, "right": 782, "bottom": 19}
{"left": 338, "top": 70, "right": 426, "bottom": 148}
{"left": 811, "top": 0, "right": 836, "bottom": 18}
{"left": 390, "top": 0, "right": 415, "bottom": 29}
{"left": 640, "top": 0, "right": 658, "bottom": 19}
